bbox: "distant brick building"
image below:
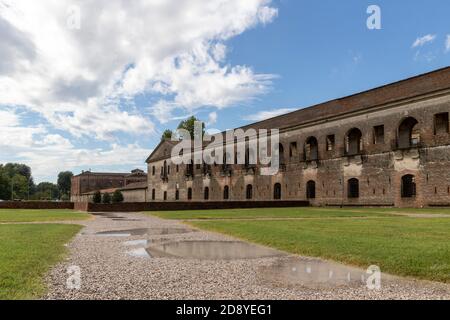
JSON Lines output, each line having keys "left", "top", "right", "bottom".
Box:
{"left": 71, "top": 169, "right": 147, "bottom": 202}
{"left": 146, "top": 67, "right": 450, "bottom": 208}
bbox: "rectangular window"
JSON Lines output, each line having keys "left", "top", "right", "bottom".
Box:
{"left": 373, "top": 125, "right": 385, "bottom": 144}
{"left": 289, "top": 142, "right": 297, "bottom": 157}
{"left": 434, "top": 112, "right": 449, "bottom": 135}
{"left": 326, "top": 135, "right": 335, "bottom": 151}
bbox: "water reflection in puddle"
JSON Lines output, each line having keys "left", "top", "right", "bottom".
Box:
{"left": 127, "top": 248, "right": 151, "bottom": 258}
{"left": 146, "top": 241, "right": 285, "bottom": 260}
{"left": 259, "top": 258, "right": 373, "bottom": 288}
{"left": 95, "top": 228, "right": 193, "bottom": 237}
{"left": 123, "top": 239, "right": 148, "bottom": 246}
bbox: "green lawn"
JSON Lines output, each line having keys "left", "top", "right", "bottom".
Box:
{"left": 0, "top": 224, "right": 82, "bottom": 299}
{"left": 189, "top": 217, "right": 450, "bottom": 283}
{"left": 0, "top": 209, "right": 90, "bottom": 222}
{"left": 148, "top": 207, "right": 398, "bottom": 220}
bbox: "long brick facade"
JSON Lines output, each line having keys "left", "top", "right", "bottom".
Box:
{"left": 146, "top": 67, "right": 450, "bottom": 208}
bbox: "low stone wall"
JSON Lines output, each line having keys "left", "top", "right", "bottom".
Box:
{"left": 0, "top": 201, "right": 74, "bottom": 210}
{"left": 75, "top": 200, "right": 310, "bottom": 212}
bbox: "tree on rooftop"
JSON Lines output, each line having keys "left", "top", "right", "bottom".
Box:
{"left": 161, "top": 129, "right": 173, "bottom": 141}
{"left": 177, "top": 116, "right": 205, "bottom": 139}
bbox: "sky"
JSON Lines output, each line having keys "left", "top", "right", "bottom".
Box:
{"left": 0, "top": 0, "right": 449, "bottom": 183}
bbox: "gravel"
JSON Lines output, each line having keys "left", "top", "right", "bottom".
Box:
{"left": 44, "top": 212, "right": 450, "bottom": 300}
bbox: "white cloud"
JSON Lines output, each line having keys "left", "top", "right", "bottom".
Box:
{"left": 412, "top": 34, "right": 436, "bottom": 48}
{"left": 207, "top": 111, "right": 218, "bottom": 126}
{"left": 243, "top": 108, "right": 296, "bottom": 122}
{"left": 446, "top": 35, "right": 450, "bottom": 52}
{"left": 0, "top": 0, "right": 278, "bottom": 138}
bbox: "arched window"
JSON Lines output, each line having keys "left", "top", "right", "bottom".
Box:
{"left": 223, "top": 186, "right": 229, "bottom": 200}
{"left": 398, "top": 117, "right": 420, "bottom": 149}
{"left": 274, "top": 183, "right": 282, "bottom": 200}
{"left": 345, "top": 128, "right": 363, "bottom": 155}
{"left": 204, "top": 187, "right": 209, "bottom": 200}
{"left": 401, "top": 175, "right": 416, "bottom": 198}
{"left": 246, "top": 184, "right": 253, "bottom": 200}
{"left": 348, "top": 178, "right": 359, "bottom": 198}
{"left": 187, "top": 188, "right": 192, "bottom": 200}
{"left": 306, "top": 181, "right": 316, "bottom": 199}
{"left": 305, "top": 137, "right": 318, "bottom": 161}
{"left": 175, "top": 189, "right": 179, "bottom": 201}
{"left": 278, "top": 143, "right": 285, "bottom": 165}
{"left": 151, "top": 189, "right": 155, "bottom": 200}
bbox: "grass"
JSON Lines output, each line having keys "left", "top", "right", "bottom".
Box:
{"left": 189, "top": 217, "right": 450, "bottom": 283}
{"left": 0, "top": 224, "right": 82, "bottom": 299}
{"left": 0, "top": 209, "right": 90, "bottom": 223}
{"left": 148, "top": 207, "right": 398, "bottom": 220}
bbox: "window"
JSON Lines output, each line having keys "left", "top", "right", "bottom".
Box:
{"left": 151, "top": 189, "right": 155, "bottom": 200}
{"left": 304, "top": 137, "right": 318, "bottom": 161}
{"left": 163, "top": 191, "right": 167, "bottom": 201}
{"left": 306, "top": 181, "right": 316, "bottom": 199}
{"left": 176, "top": 165, "right": 179, "bottom": 173}
{"left": 152, "top": 166, "right": 155, "bottom": 176}
{"left": 401, "top": 175, "right": 416, "bottom": 198}
{"left": 278, "top": 144, "right": 285, "bottom": 165}
{"left": 204, "top": 187, "right": 209, "bottom": 200}
{"left": 398, "top": 117, "right": 419, "bottom": 148}
{"left": 434, "top": 113, "right": 449, "bottom": 135}
{"left": 347, "top": 178, "right": 359, "bottom": 198}
{"left": 289, "top": 142, "right": 297, "bottom": 157}
{"left": 373, "top": 125, "right": 385, "bottom": 144}
{"left": 326, "top": 135, "right": 335, "bottom": 151}
{"left": 273, "top": 183, "right": 282, "bottom": 200}
{"left": 167, "top": 165, "right": 170, "bottom": 175}
{"left": 246, "top": 185, "right": 253, "bottom": 200}
{"left": 223, "top": 186, "right": 229, "bottom": 200}
{"left": 175, "top": 189, "right": 179, "bottom": 200}
{"left": 187, "top": 188, "right": 192, "bottom": 200}
{"left": 345, "top": 128, "right": 363, "bottom": 155}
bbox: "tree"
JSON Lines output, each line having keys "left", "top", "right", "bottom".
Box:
{"left": 93, "top": 191, "right": 102, "bottom": 204}
{"left": 102, "top": 192, "right": 111, "bottom": 204}
{"left": 57, "top": 171, "right": 73, "bottom": 198}
{"left": 177, "top": 116, "right": 205, "bottom": 139}
{"left": 11, "top": 174, "right": 28, "bottom": 200}
{"left": 33, "top": 182, "right": 60, "bottom": 200}
{"left": 161, "top": 129, "right": 173, "bottom": 141}
{"left": 112, "top": 190, "right": 124, "bottom": 203}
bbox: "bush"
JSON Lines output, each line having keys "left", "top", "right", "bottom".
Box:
{"left": 112, "top": 190, "right": 124, "bottom": 203}
{"left": 93, "top": 191, "right": 102, "bottom": 204}
{"left": 102, "top": 193, "right": 111, "bottom": 204}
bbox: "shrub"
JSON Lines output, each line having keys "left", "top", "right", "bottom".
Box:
{"left": 102, "top": 193, "right": 111, "bottom": 204}
{"left": 112, "top": 190, "right": 124, "bottom": 203}
{"left": 93, "top": 191, "right": 102, "bottom": 204}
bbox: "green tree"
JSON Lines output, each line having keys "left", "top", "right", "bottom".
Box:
{"left": 0, "top": 167, "right": 10, "bottom": 200}
{"left": 57, "top": 171, "right": 73, "bottom": 198}
{"left": 112, "top": 190, "right": 124, "bottom": 203}
{"left": 33, "top": 182, "right": 60, "bottom": 200}
{"left": 11, "top": 174, "right": 28, "bottom": 200}
{"left": 102, "top": 193, "right": 111, "bottom": 204}
{"left": 93, "top": 191, "right": 102, "bottom": 203}
{"left": 177, "top": 116, "right": 205, "bottom": 139}
{"left": 161, "top": 129, "right": 174, "bottom": 141}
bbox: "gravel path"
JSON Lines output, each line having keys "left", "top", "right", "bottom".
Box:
{"left": 44, "top": 212, "right": 450, "bottom": 300}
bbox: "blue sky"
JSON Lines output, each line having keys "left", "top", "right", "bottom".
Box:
{"left": 0, "top": 0, "right": 449, "bottom": 182}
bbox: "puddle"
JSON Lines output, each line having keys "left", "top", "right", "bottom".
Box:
{"left": 112, "top": 218, "right": 141, "bottom": 221}
{"left": 127, "top": 248, "right": 151, "bottom": 258}
{"left": 259, "top": 257, "right": 378, "bottom": 288}
{"left": 123, "top": 239, "right": 148, "bottom": 246}
{"left": 146, "top": 241, "right": 285, "bottom": 260}
{"left": 95, "top": 228, "right": 193, "bottom": 237}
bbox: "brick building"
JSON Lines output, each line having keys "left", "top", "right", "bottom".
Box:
{"left": 146, "top": 67, "right": 450, "bottom": 208}
{"left": 71, "top": 169, "right": 147, "bottom": 202}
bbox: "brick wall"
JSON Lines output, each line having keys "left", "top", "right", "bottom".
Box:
{"left": 0, "top": 201, "right": 74, "bottom": 209}
{"left": 75, "top": 200, "right": 310, "bottom": 212}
